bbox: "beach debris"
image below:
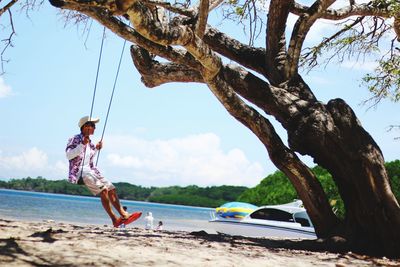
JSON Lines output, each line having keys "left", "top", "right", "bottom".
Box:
{"left": 30, "top": 228, "right": 64, "bottom": 243}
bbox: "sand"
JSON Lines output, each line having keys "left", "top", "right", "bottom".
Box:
{"left": 0, "top": 218, "right": 399, "bottom": 266}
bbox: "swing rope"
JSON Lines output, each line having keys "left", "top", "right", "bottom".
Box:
{"left": 78, "top": 24, "right": 127, "bottom": 184}
{"left": 78, "top": 26, "right": 107, "bottom": 183}
{"left": 95, "top": 37, "right": 128, "bottom": 165}
{"left": 89, "top": 26, "right": 106, "bottom": 120}
{"left": 81, "top": 24, "right": 127, "bottom": 172}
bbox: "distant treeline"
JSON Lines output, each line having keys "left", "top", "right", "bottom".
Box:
{"left": 0, "top": 178, "right": 247, "bottom": 208}
{"left": 1, "top": 160, "right": 399, "bottom": 213}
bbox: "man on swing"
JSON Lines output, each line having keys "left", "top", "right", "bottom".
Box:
{"left": 66, "top": 116, "right": 141, "bottom": 227}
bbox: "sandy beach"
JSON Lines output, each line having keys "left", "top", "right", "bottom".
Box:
{"left": 1, "top": 219, "right": 399, "bottom": 266}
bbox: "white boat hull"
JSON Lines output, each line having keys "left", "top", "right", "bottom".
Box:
{"left": 209, "top": 218, "right": 317, "bottom": 239}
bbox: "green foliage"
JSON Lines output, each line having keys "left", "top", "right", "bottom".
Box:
{"left": 148, "top": 185, "right": 247, "bottom": 207}
{"left": 3, "top": 177, "right": 92, "bottom": 196}
{"left": 238, "top": 166, "right": 345, "bottom": 218}
{"left": 0, "top": 180, "right": 8, "bottom": 188}
{"left": 238, "top": 161, "right": 400, "bottom": 219}
{"left": 371, "top": 0, "right": 400, "bottom": 15}
{"left": 363, "top": 54, "right": 400, "bottom": 103}
{"left": 149, "top": 194, "right": 220, "bottom": 207}
{"left": 235, "top": 7, "right": 244, "bottom": 16}
{"left": 311, "top": 166, "right": 345, "bottom": 218}
{"left": 385, "top": 160, "right": 400, "bottom": 201}
{"left": 301, "top": 0, "right": 400, "bottom": 103}
{"left": 237, "top": 171, "right": 297, "bottom": 206}
{"left": 113, "top": 182, "right": 154, "bottom": 201}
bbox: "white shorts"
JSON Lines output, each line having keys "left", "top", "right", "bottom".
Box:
{"left": 82, "top": 169, "right": 115, "bottom": 196}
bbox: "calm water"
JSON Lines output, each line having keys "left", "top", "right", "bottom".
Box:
{"left": 0, "top": 189, "right": 216, "bottom": 233}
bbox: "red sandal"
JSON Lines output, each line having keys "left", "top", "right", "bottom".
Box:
{"left": 123, "top": 212, "right": 142, "bottom": 226}
{"left": 113, "top": 217, "right": 125, "bottom": 228}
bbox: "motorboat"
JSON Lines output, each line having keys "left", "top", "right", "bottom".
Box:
{"left": 209, "top": 200, "right": 316, "bottom": 239}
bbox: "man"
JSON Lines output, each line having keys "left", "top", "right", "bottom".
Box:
{"left": 66, "top": 116, "right": 141, "bottom": 227}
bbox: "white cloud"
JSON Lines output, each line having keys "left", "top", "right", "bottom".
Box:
{"left": 104, "top": 133, "right": 265, "bottom": 187}
{"left": 0, "top": 147, "right": 48, "bottom": 170}
{"left": 0, "top": 77, "right": 12, "bottom": 98}
{"left": 52, "top": 160, "right": 69, "bottom": 178}
{"left": 0, "top": 148, "right": 67, "bottom": 179}
{"left": 0, "top": 135, "right": 266, "bottom": 187}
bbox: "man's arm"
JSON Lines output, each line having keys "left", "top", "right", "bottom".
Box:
{"left": 66, "top": 135, "right": 84, "bottom": 160}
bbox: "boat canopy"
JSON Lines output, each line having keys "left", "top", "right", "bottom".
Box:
{"left": 216, "top": 202, "right": 258, "bottom": 219}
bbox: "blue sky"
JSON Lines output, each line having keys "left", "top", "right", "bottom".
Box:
{"left": 0, "top": 1, "right": 399, "bottom": 187}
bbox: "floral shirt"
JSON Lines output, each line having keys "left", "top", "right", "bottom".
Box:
{"left": 65, "top": 133, "right": 101, "bottom": 184}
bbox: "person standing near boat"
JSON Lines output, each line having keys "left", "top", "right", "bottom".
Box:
{"left": 65, "top": 116, "right": 141, "bottom": 227}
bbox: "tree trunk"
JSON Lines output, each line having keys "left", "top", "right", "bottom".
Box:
{"left": 208, "top": 68, "right": 340, "bottom": 238}
{"left": 285, "top": 80, "right": 400, "bottom": 256}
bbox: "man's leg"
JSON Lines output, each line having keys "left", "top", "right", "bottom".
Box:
{"left": 108, "top": 188, "right": 129, "bottom": 219}
{"left": 100, "top": 189, "right": 119, "bottom": 223}
{"left": 83, "top": 172, "right": 126, "bottom": 226}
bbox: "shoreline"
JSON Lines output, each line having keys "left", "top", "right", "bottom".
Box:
{"left": 0, "top": 213, "right": 218, "bottom": 234}
{"left": 0, "top": 188, "right": 216, "bottom": 233}
{"left": 1, "top": 219, "right": 399, "bottom": 266}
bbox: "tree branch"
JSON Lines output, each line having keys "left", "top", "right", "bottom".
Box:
{"left": 130, "top": 45, "right": 204, "bottom": 87}
{"left": 286, "top": 0, "right": 336, "bottom": 79}
{"left": 221, "top": 64, "right": 279, "bottom": 118}
{"left": 0, "top": 0, "right": 18, "bottom": 16}
{"left": 142, "top": 0, "right": 195, "bottom": 17}
{"left": 126, "top": 0, "right": 221, "bottom": 80}
{"left": 195, "top": 0, "right": 209, "bottom": 38}
{"left": 266, "top": 0, "right": 293, "bottom": 84}
{"left": 394, "top": 16, "right": 400, "bottom": 41}
{"left": 208, "top": 0, "right": 223, "bottom": 12}
{"left": 1, "top": 9, "right": 15, "bottom": 74}
{"left": 52, "top": 1, "right": 208, "bottom": 72}
{"left": 301, "top": 16, "right": 365, "bottom": 70}
{"left": 51, "top": 0, "right": 222, "bottom": 79}
{"left": 48, "top": 0, "right": 122, "bottom": 13}
{"left": 291, "top": 1, "right": 396, "bottom": 20}
{"left": 204, "top": 27, "right": 266, "bottom": 76}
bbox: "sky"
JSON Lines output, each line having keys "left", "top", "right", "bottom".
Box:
{"left": 0, "top": 1, "right": 399, "bottom": 187}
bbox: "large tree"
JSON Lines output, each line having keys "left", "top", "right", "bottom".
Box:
{"left": 12, "top": 0, "right": 400, "bottom": 257}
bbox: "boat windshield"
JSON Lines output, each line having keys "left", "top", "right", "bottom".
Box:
{"left": 293, "top": 211, "right": 312, "bottom": 227}
{"left": 249, "top": 208, "right": 294, "bottom": 222}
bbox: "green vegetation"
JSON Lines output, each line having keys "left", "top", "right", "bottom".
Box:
{"left": 238, "top": 160, "right": 400, "bottom": 218}
{"left": 1, "top": 176, "right": 93, "bottom": 196}
{"left": 1, "top": 160, "right": 399, "bottom": 212}
{"left": 386, "top": 160, "right": 400, "bottom": 201}
{"left": 237, "top": 166, "right": 345, "bottom": 218}
{"left": 112, "top": 182, "right": 155, "bottom": 201}
{"left": 148, "top": 185, "right": 247, "bottom": 207}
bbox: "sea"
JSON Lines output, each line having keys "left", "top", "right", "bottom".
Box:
{"left": 0, "top": 189, "right": 217, "bottom": 233}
